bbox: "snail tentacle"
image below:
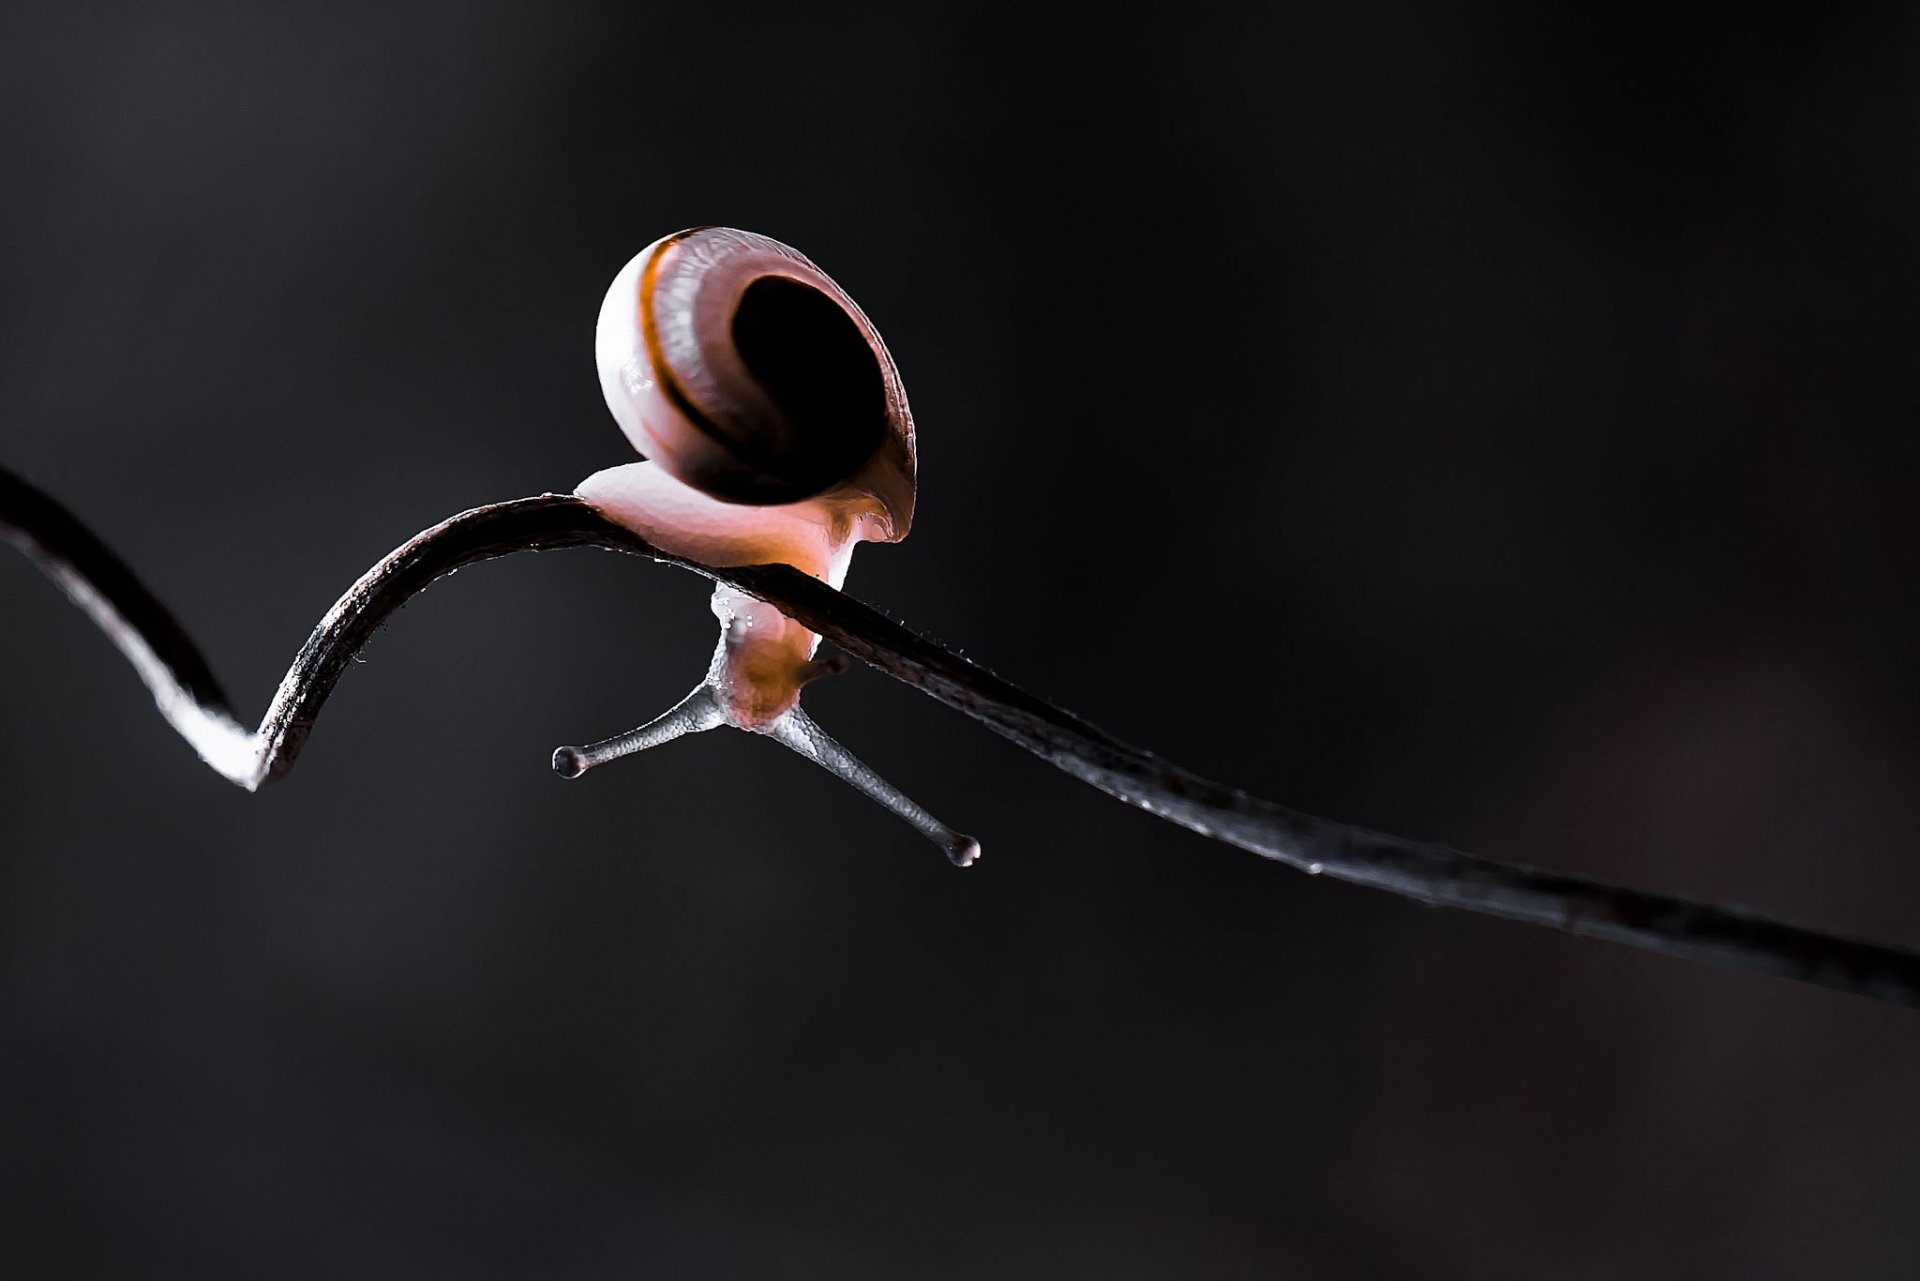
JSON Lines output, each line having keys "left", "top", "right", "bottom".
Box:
{"left": 551, "top": 683, "right": 725, "bottom": 780}
{"left": 765, "top": 705, "right": 981, "bottom": 867}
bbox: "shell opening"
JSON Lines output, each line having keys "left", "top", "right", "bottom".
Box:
{"left": 727, "top": 275, "right": 890, "bottom": 498}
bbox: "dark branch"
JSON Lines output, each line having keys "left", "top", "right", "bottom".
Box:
{"left": 6, "top": 463, "right": 1919, "bottom": 1009}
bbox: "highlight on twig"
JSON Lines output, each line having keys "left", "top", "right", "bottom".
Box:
{"left": 1, "top": 462, "right": 1915, "bottom": 1008}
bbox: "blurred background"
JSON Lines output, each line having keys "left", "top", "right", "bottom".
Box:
{"left": 3, "top": 2, "right": 1919, "bottom": 1276}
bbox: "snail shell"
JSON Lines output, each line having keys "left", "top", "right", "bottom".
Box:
{"left": 592, "top": 227, "right": 916, "bottom": 537}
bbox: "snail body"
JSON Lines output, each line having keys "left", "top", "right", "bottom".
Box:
{"left": 560, "top": 228, "right": 975, "bottom": 864}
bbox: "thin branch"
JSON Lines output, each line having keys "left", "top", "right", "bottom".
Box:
{"left": 5, "top": 464, "right": 1919, "bottom": 1010}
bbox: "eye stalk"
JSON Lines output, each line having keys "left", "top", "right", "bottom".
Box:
{"left": 567, "top": 228, "right": 974, "bottom": 866}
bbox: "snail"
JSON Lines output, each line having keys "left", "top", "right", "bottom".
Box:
{"left": 554, "top": 227, "right": 978, "bottom": 866}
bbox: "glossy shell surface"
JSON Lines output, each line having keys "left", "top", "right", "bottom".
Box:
{"left": 594, "top": 227, "right": 916, "bottom": 534}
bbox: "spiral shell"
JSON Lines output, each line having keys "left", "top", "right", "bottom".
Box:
{"left": 594, "top": 226, "right": 915, "bottom": 536}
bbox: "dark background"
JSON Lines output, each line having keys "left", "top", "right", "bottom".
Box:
{"left": 3, "top": 2, "right": 1919, "bottom": 1276}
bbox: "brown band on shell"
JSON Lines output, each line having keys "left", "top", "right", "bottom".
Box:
{"left": 636, "top": 226, "right": 744, "bottom": 470}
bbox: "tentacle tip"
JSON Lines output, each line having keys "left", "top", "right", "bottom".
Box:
{"left": 947, "top": 836, "right": 981, "bottom": 868}
{"left": 796, "top": 652, "right": 853, "bottom": 690}
{"left": 552, "top": 745, "right": 588, "bottom": 779}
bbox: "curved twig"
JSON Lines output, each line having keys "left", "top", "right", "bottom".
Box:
{"left": 5, "top": 463, "right": 1919, "bottom": 1009}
